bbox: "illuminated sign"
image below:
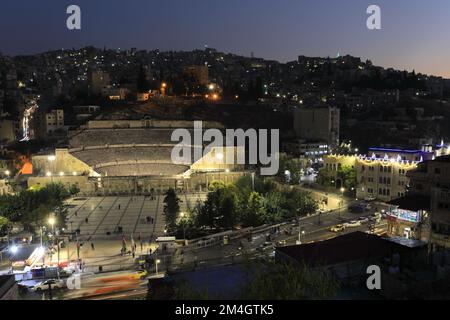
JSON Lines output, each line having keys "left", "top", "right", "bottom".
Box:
{"left": 388, "top": 208, "right": 421, "bottom": 223}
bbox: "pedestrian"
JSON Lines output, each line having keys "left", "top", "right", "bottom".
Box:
{"left": 91, "top": 242, "right": 95, "bottom": 250}
{"left": 85, "top": 218, "right": 88, "bottom": 224}
{"left": 118, "top": 204, "right": 121, "bottom": 210}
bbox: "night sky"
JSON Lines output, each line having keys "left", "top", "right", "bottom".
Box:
{"left": 1, "top": 0, "right": 449, "bottom": 77}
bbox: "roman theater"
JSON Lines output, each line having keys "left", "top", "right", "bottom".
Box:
{"left": 28, "top": 119, "right": 246, "bottom": 195}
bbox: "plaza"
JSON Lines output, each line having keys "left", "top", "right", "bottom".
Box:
{"left": 66, "top": 192, "right": 208, "bottom": 242}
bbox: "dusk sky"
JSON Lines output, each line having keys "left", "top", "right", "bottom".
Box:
{"left": 1, "top": 0, "right": 449, "bottom": 77}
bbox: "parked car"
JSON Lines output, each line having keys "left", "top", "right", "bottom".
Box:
{"left": 358, "top": 216, "right": 370, "bottom": 224}
{"left": 344, "top": 220, "right": 362, "bottom": 228}
{"left": 330, "top": 224, "right": 346, "bottom": 232}
{"left": 30, "top": 279, "right": 65, "bottom": 292}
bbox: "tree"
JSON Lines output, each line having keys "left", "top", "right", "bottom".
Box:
{"left": 241, "top": 192, "right": 266, "bottom": 227}
{"left": 282, "top": 189, "right": 318, "bottom": 220}
{"left": 0, "top": 216, "right": 10, "bottom": 236}
{"left": 278, "top": 155, "right": 302, "bottom": 184}
{"left": 163, "top": 188, "right": 181, "bottom": 234}
{"left": 337, "top": 165, "right": 357, "bottom": 191}
{"left": 317, "top": 168, "right": 335, "bottom": 188}
{"left": 196, "top": 184, "right": 239, "bottom": 230}
{"left": 68, "top": 184, "right": 80, "bottom": 196}
{"left": 262, "top": 191, "right": 288, "bottom": 224}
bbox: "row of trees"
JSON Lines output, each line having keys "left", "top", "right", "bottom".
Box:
{"left": 163, "top": 175, "right": 318, "bottom": 238}
{"left": 317, "top": 165, "right": 357, "bottom": 192}
{"left": 0, "top": 183, "right": 79, "bottom": 235}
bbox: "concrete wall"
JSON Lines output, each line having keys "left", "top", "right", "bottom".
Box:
{"left": 32, "top": 149, "right": 93, "bottom": 176}
{"left": 28, "top": 175, "right": 91, "bottom": 191}
{"left": 86, "top": 119, "right": 224, "bottom": 130}
{"left": 27, "top": 171, "right": 248, "bottom": 195}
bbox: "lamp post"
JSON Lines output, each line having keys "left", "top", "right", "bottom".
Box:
{"left": 339, "top": 187, "right": 345, "bottom": 220}
{"left": 48, "top": 217, "right": 58, "bottom": 267}
{"left": 9, "top": 245, "right": 18, "bottom": 274}
{"left": 180, "top": 212, "right": 186, "bottom": 241}
{"left": 155, "top": 259, "right": 161, "bottom": 275}
{"left": 251, "top": 172, "right": 255, "bottom": 191}
{"left": 297, "top": 224, "right": 305, "bottom": 245}
{"left": 48, "top": 155, "right": 56, "bottom": 177}
{"left": 48, "top": 217, "right": 55, "bottom": 234}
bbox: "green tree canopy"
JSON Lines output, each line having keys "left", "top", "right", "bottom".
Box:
{"left": 163, "top": 188, "right": 181, "bottom": 234}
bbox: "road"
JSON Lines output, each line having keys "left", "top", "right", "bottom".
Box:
{"left": 18, "top": 201, "right": 388, "bottom": 300}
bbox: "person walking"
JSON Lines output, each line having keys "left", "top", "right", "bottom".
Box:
{"left": 91, "top": 242, "right": 95, "bottom": 250}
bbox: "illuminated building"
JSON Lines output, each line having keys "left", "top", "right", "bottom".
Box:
{"left": 293, "top": 106, "right": 340, "bottom": 152}
{"left": 324, "top": 147, "right": 434, "bottom": 202}
{"left": 404, "top": 155, "right": 450, "bottom": 249}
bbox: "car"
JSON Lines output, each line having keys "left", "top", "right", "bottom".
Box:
{"left": 358, "top": 216, "right": 370, "bottom": 224}
{"left": 330, "top": 224, "right": 346, "bottom": 232}
{"left": 30, "top": 279, "right": 65, "bottom": 292}
{"left": 125, "top": 269, "right": 148, "bottom": 280}
{"left": 364, "top": 196, "right": 376, "bottom": 202}
{"left": 344, "top": 220, "right": 362, "bottom": 228}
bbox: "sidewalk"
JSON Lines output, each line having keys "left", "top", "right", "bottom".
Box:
{"left": 46, "top": 240, "right": 159, "bottom": 272}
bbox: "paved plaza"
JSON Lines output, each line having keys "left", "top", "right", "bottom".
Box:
{"left": 66, "top": 192, "right": 208, "bottom": 241}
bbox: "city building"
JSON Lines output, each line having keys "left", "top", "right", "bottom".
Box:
{"left": 402, "top": 155, "right": 450, "bottom": 250}
{"left": 0, "top": 118, "right": 20, "bottom": 144}
{"left": 72, "top": 105, "right": 101, "bottom": 121}
{"left": 88, "top": 70, "right": 111, "bottom": 95}
{"left": 39, "top": 109, "right": 64, "bottom": 135}
{"left": 275, "top": 231, "right": 427, "bottom": 283}
{"left": 323, "top": 147, "right": 434, "bottom": 202}
{"left": 293, "top": 106, "right": 340, "bottom": 155}
{"left": 182, "top": 65, "right": 209, "bottom": 86}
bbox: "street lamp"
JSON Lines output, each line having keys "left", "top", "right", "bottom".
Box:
{"left": 155, "top": 259, "right": 161, "bottom": 275}
{"left": 4, "top": 170, "right": 10, "bottom": 178}
{"left": 9, "top": 245, "right": 19, "bottom": 274}
{"left": 339, "top": 188, "right": 345, "bottom": 220}
{"left": 48, "top": 155, "right": 56, "bottom": 179}
{"left": 48, "top": 217, "right": 56, "bottom": 233}
{"left": 9, "top": 245, "right": 18, "bottom": 254}
{"left": 297, "top": 226, "right": 306, "bottom": 245}
{"left": 180, "top": 212, "right": 187, "bottom": 241}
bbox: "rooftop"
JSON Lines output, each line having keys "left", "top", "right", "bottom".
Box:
{"left": 276, "top": 231, "right": 424, "bottom": 267}
{"left": 388, "top": 195, "right": 431, "bottom": 211}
